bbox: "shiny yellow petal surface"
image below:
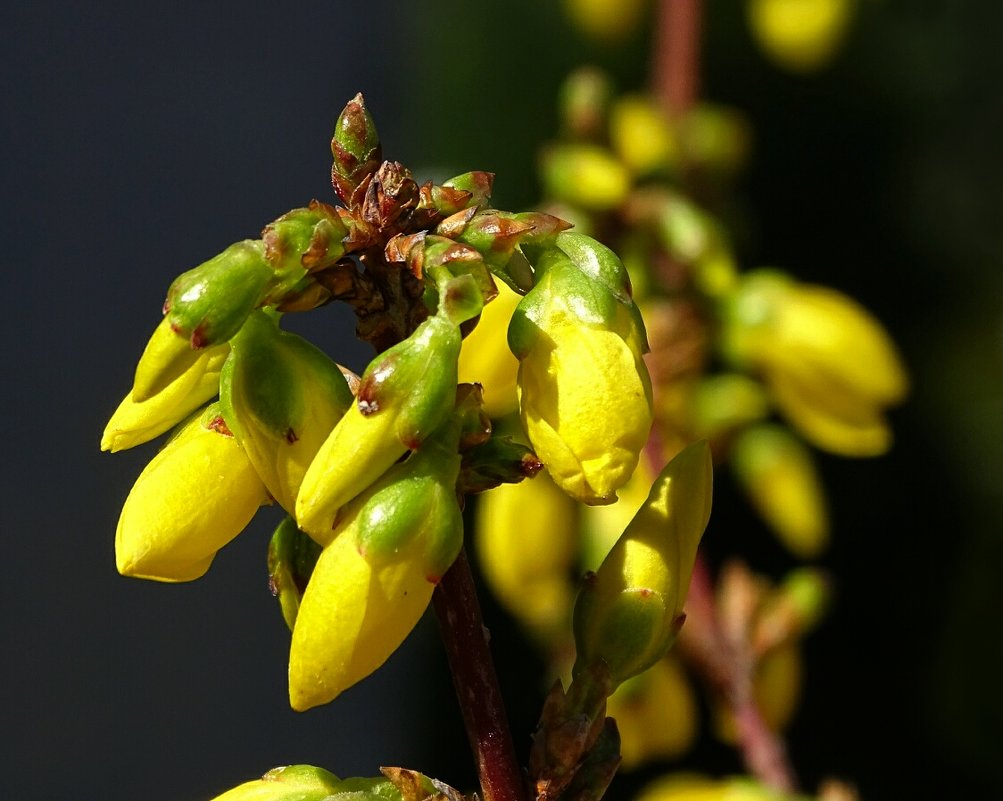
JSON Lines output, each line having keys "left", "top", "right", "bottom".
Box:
{"left": 519, "top": 325, "right": 652, "bottom": 504}
{"left": 101, "top": 346, "right": 228, "bottom": 452}
{"left": 288, "top": 521, "right": 434, "bottom": 711}
{"left": 115, "top": 411, "right": 268, "bottom": 582}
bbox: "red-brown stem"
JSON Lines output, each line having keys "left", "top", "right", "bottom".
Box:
{"left": 652, "top": 0, "right": 702, "bottom": 115}
{"left": 684, "top": 555, "right": 798, "bottom": 793}
{"left": 433, "top": 548, "right": 528, "bottom": 801}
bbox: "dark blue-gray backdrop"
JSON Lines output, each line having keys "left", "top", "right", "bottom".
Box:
{"left": 5, "top": 2, "right": 1003, "bottom": 800}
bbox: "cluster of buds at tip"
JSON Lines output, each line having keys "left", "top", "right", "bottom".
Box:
{"left": 103, "top": 93, "right": 665, "bottom": 713}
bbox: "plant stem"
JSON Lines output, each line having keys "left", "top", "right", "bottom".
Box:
{"left": 652, "top": 0, "right": 702, "bottom": 115}
{"left": 683, "top": 555, "right": 798, "bottom": 793}
{"left": 433, "top": 547, "right": 528, "bottom": 801}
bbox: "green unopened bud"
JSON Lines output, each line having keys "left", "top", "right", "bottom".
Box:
{"left": 541, "top": 144, "right": 630, "bottom": 212}
{"left": 262, "top": 201, "right": 348, "bottom": 275}
{"left": 295, "top": 314, "right": 460, "bottom": 539}
{"left": 268, "top": 516, "right": 323, "bottom": 631}
{"left": 573, "top": 441, "right": 713, "bottom": 685}
{"left": 101, "top": 335, "right": 229, "bottom": 452}
{"left": 510, "top": 235, "right": 652, "bottom": 504}
{"left": 331, "top": 93, "right": 382, "bottom": 205}
{"left": 559, "top": 67, "right": 613, "bottom": 140}
{"left": 220, "top": 311, "right": 354, "bottom": 514}
{"left": 208, "top": 764, "right": 341, "bottom": 801}
{"left": 731, "top": 424, "right": 829, "bottom": 558}
{"left": 165, "top": 240, "right": 273, "bottom": 348}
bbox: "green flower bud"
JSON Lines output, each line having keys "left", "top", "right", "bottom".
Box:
{"left": 262, "top": 201, "right": 348, "bottom": 275}
{"left": 331, "top": 93, "right": 382, "bottom": 205}
{"left": 268, "top": 516, "right": 323, "bottom": 631}
{"left": 101, "top": 336, "right": 228, "bottom": 453}
{"left": 219, "top": 311, "right": 354, "bottom": 514}
{"left": 573, "top": 441, "right": 712, "bottom": 686}
{"left": 208, "top": 764, "right": 341, "bottom": 801}
{"left": 509, "top": 235, "right": 652, "bottom": 504}
{"left": 164, "top": 240, "right": 273, "bottom": 348}
{"left": 114, "top": 403, "right": 269, "bottom": 582}
{"left": 295, "top": 314, "right": 460, "bottom": 539}
{"left": 558, "top": 67, "right": 612, "bottom": 141}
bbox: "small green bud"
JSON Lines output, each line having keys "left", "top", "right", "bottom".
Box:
{"left": 573, "top": 441, "right": 713, "bottom": 685}
{"left": 295, "top": 314, "right": 461, "bottom": 539}
{"left": 164, "top": 240, "right": 273, "bottom": 348}
{"left": 558, "top": 66, "right": 613, "bottom": 140}
{"left": 220, "top": 311, "right": 354, "bottom": 514}
{"left": 268, "top": 516, "right": 323, "bottom": 631}
{"left": 262, "top": 201, "right": 348, "bottom": 275}
{"left": 331, "top": 93, "right": 382, "bottom": 205}
{"left": 208, "top": 764, "right": 341, "bottom": 801}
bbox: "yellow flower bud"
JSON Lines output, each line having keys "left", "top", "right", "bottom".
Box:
{"left": 541, "top": 144, "right": 631, "bottom": 212}
{"left": 748, "top": 0, "right": 854, "bottom": 73}
{"left": 208, "top": 765, "right": 341, "bottom": 801}
{"left": 607, "top": 655, "right": 698, "bottom": 769}
{"left": 457, "top": 280, "right": 522, "bottom": 418}
{"left": 115, "top": 404, "right": 269, "bottom": 582}
{"left": 101, "top": 338, "right": 228, "bottom": 453}
{"left": 722, "top": 271, "right": 908, "bottom": 457}
{"left": 580, "top": 456, "right": 653, "bottom": 572}
{"left": 287, "top": 510, "right": 435, "bottom": 711}
{"left": 562, "top": 0, "right": 648, "bottom": 44}
{"left": 573, "top": 441, "right": 713, "bottom": 685}
{"left": 475, "top": 471, "right": 578, "bottom": 636}
{"left": 730, "top": 424, "right": 829, "bottom": 558}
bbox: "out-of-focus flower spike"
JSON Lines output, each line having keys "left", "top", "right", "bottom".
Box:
{"left": 441, "top": 171, "right": 495, "bottom": 210}
{"left": 331, "top": 93, "right": 382, "bottom": 206}
{"left": 573, "top": 441, "right": 713, "bottom": 686}
{"left": 730, "top": 424, "right": 829, "bottom": 558}
{"left": 115, "top": 403, "right": 269, "bottom": 582}
{"left": 164, "top": 240, "right": 273, "bottom": 348}
{"left": 207, "top": 764, "right": 341, "bottom": 801}
{"left": 101, "top": 341, "right": 228, "bottom": 452}
{"left": 295, "top": 314, "right": 460, "bottom": 540}
{"left": 219, "top": 311, "right": 354, "bottom": 515}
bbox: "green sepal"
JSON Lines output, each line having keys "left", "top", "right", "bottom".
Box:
{"left": 219, "top": 310, "right": 354, "bottom": 513}
{"left": 357, "top": 314, "right": 461, "bottom": 447}
{"left": 208, "top": 764, "right": 341, "bottom": 801}
{"left": 458, "top": 435, "right": 542, "bottom": 495}
{"left": 441, "top": 171, "right": 494, "bottom": 209}
{"left": 353, "top": 427, "right": 463, "bottom": 582}
{"left": 267, "top": 516, "right": 322, "bottom": 632}
{"left": 165, "top": 240, "right": 273, "bottom": 348}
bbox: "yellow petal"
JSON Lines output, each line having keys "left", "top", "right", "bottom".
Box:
{"left": 457, "top": 281, "right": 521, "bottom": 418}
{"left": 288, "top": 522, "right": 434, "bottom": 711}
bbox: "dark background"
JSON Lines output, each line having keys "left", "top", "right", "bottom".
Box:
{"left": 4, "top": 2, "right": 1002, "bottom": 799}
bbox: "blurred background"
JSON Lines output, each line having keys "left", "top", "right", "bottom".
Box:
{"left": 4, "top": 1, "right": 1001, "bottom": 799}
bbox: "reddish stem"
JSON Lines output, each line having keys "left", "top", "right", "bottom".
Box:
{"left": 652, "top": 0, "right": 703, "bottom": 115}
{"left": 684, "top": 555, "right": 798, "bottom": 793}
{"left": 433, "top": 548, "right": 528, "bottom": 801}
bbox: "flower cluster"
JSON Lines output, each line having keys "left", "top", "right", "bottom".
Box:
{"left": 102, "top": 94, "right": 659, "bottom": 713}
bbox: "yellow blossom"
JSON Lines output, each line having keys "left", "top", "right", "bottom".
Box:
{"left": 748, "top": 0, "right": 854, "bottom": 73}
{"left": 457, "top": 280, "right": 522, "bottom": 418}
{"left": 115, "top": 404, "right": 268, "bottom": 582}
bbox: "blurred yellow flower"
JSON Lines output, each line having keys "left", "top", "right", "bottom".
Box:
{"left": 748, "top": 0, "right": 854, "bottom": 73}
